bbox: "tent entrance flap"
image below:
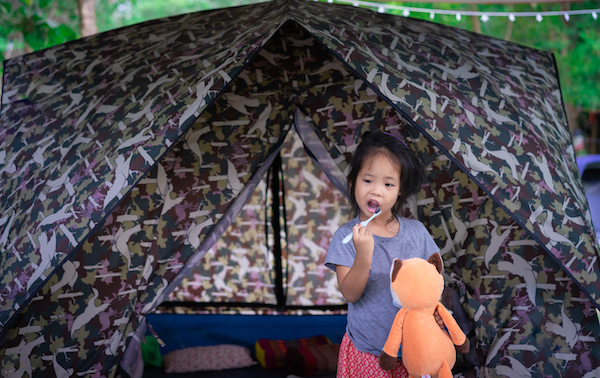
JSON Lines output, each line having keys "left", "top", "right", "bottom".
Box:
{"left": 164, "top": 124, "right": 349, "bottom": 312}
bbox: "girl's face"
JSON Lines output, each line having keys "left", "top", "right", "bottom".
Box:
{"left": 354, "top": 152, "right": 401, "bottom": 221}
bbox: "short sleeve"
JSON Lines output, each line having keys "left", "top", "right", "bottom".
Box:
{"left": 324, "top": 221, "right": 357, "bottom": 272}
{"left": 420, "top": 222, "right": 440, "bottom": 258}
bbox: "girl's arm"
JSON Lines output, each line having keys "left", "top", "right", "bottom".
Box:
{"left": 335, "top": 223, "right": 374, "bottom": 303}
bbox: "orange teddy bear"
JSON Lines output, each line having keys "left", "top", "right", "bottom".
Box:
{"left": 378, "top": 253, "right": 470, "bottom": 378}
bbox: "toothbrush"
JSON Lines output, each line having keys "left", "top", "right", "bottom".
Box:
{"left": 342, "top": 208, "right": 381, "bottom": 244}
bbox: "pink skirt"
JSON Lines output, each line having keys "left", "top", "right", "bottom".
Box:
{"left": 336, "top": 333, "right": 409, "bottom": 378}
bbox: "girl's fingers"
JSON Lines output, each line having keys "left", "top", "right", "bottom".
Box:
{"left": 353, "top": 224, "right": 372, "bottom": 242}
{"left": 352, "top": 223, "right": 360, "bottom": 236}
{"left": 354, "top": 223, "right": 366, "bottom": 236}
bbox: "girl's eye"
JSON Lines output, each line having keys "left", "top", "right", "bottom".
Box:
{"left": 363, "top": 179, "right": 371, "bottom": 183}
{"left": 386, "top": 183, "right": 394, "bottom": 187}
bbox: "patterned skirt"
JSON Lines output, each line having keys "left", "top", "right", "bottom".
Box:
{"left": 336, "top": 333, "right": 409, "bottom": 378}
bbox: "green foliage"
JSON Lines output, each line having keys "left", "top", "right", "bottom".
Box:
{"left": 0, "top": 0, "right": 77, "bottom": 53}
{"left": 95, "top": 0, "right": 267, "bottom": 33}
{"left": 0, "top": 0, "right": 75, "bottom": 85}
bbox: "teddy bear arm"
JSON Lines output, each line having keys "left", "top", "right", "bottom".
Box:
{"left": 436, "top": 303, "right": 466, "bottom": 346}
{"left": 379, "top": 350, "right": 397, "bottom": 371}
{"left": 382, "top": 308, "right": 407, "bottom": 358}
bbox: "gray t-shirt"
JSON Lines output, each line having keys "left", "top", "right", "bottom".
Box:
{"left": 325, "top": 215, "right": 440, "bottom": 356}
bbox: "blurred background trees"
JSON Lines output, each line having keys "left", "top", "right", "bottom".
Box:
{"left": 1, "top": 0, "right": 599, "bottom": 151}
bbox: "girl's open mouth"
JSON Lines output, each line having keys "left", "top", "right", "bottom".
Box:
{"left": 367, "top": 200, "right": 380, "bottom": 213}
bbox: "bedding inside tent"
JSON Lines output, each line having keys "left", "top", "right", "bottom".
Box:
{"left": 1, "top": 0, "right": 599, "bottom": 377}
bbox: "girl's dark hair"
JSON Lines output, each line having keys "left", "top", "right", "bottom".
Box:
{"left": 347, "top": 131, "right": 425, "bottom": 220}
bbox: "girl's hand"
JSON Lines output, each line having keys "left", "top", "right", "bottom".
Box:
{"left": 433, "top": 308, "right": 470, "bottom": 353}
{"left": 434, "top": 308, "right": 445, "bottom": 330}
{"left": 352, "top": 223, "right": 374, "bottom": 260}
{"left": 335, "top": 223, "right": 375, "bottom": 303}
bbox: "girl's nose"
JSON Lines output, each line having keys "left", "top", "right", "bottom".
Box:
{"left": 370, "top": 185, "right": 383, "bottom": 196}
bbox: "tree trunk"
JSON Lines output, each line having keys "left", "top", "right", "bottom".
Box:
{"left": 78, "top": 0, "right": 98, "bottom": 37}
{"left": 504, "top": 17, "right": 513, "bottom": 41}
{"left": 470, "top": 4, "right": 481, "bottom": 34}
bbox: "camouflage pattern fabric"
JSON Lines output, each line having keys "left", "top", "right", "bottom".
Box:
{"left": 0, "top": 0, "right": 599, "bottom": 377}
{"left": 0, "top": 0, "right": 290, "bottom": 331}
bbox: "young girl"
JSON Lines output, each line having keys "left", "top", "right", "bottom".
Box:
{"left": 325, "top": 131, "right": 440, "bottom": 377}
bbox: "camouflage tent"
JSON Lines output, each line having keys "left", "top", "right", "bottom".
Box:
{"left": 1, "top": 0, "right": 599, "bottom": 376}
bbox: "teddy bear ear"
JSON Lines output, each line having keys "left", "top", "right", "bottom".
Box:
{"left": 391, "top": 259, "right": 403, "bottom": 282}
{"left": 427, "top": 252, "right": 443, "bottom": 274}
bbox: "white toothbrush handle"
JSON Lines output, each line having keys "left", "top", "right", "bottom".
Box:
{"left": 341, "top": 210, "right": 380, "bottom": 244}
{"left": 342, "top": 232, "right": 353, "bottom": 244}
{"left": 342, "top": 219, "right": 369, "bottom": 244}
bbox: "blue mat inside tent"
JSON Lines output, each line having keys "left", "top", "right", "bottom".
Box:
{"left": 146, "top": 314, "right": 347, "bottom": 355}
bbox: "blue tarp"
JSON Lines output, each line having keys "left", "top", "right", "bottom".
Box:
{"left": 576, "top": 154, "right": 600, "bottom": 176}
{"left": 146, "top": 314, "right": 347, "bottom": 355}
{"left": 578, "top": 155, "right": 600, "bottom": 239}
